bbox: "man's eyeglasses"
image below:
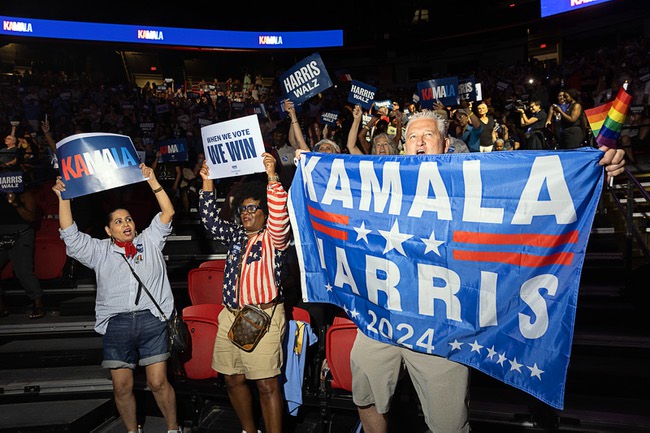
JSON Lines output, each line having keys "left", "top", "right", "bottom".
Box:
{"left": 237, "top": 204, "right": 262, "bottom": 214}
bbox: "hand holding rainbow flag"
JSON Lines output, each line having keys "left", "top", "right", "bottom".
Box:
{"left": 584, "top": 84, "right": 632, "bottom": 149}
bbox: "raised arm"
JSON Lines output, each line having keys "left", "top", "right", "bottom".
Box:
{"left": 52, "top": 177, "right": 73, "bottom": 230}
{"left": 358, "top": 112, "right": 379, "bottom": 154}
{"left": 41, "top": 120, "right": 57, "bottom": 152}
{"left": 141, "top": 163, "right": 174, "bottom": 224}
{"left": 285, "top": 99, "right": 310, "bottom": 151}
{"left": 347, "top": 105, "right": 364, "bottom": 155}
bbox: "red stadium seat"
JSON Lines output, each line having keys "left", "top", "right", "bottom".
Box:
{"left": 325, "top": 315, "right": 357, "bottom": 391}
{"left": 198, "top": 259, "right": 226, "bottom": 270}
{"left": 33, "top": 239, "right": 67, "bottom": 280}
{"left": 188, "top": 267, "right": 224, "bottom": 305}
{"left": 35, "top": 218, "right": 62, "bottom": 241}
{"left": 1, "top": 262, "right": 13, "bottom": 280}
{"left": 182, "top": 303, "right": 225, "bottom": 380}
{"left": 286, "top": 305, "right": 311, "bottom": 324}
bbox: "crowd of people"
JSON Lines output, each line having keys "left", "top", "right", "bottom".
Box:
{"left": 0, "top": 33, "right": 646, "bottom": 433}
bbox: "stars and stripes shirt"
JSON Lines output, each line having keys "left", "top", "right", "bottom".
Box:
{"left": 199, "top": 182, "right": 291, "bottom": 309}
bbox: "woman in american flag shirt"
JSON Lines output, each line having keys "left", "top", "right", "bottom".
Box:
{"left": 198, "top": 152, "right": 291, "bottom": 433}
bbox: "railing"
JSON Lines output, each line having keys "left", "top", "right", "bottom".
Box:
{"left": 606, "top": 168, "right": 650, "bottom": 266}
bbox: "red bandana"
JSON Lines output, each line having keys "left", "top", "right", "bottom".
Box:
{"left": 114, "top": 239, "right": 137, "bottom": 258}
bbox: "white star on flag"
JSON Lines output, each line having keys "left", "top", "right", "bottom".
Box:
{"left": 378, "top": 220, "right": 413, "bottom": 256}
{"left": 469, "top": 340, "right": 484, "bottom": 353}
{"left": 421, "top": 230, "right": 444, "bottom": 255}
{"left": 354, "top": 221, "right": 372, "bottom": 243}
{"left": 350, "top": 309, "right": 360, "bottom": 319}
{"left": 325, "top": 283, "right": 333, "bottom": 292}
{"left": 527, "top": 363, "right": 544, "bottom": 380}
{"left": 449, "top": 339, "right": 463, "bottom": 351}
{"left": 486, "top": 346, "right": 497, "bottom": 360}
{"left": 509, "top": 357, "right": 523, "bottom": 372}
{"left": 497, "top": 352, "right": 508, "bottom": 366}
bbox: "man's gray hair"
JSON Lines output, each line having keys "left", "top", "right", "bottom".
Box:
{"left": 405, "top": 110, "right": 448, "bottom": 142}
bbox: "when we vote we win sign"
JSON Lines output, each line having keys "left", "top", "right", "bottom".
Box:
{"left": 200, "top": 114, "right": 266, "bottom": 179}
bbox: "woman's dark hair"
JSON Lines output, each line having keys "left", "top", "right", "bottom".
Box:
{"left": 231, "top": 180, "right": 268, "bottom": 218}
{"left": 105, "top": 208, "right": 130, "bottom": 228}
{"left": 564, "top": 88, "right": 581, "bottom": 103}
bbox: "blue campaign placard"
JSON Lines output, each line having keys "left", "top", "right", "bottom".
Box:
{"left": 0, "top": 171, "right": 25, "bottom": 193}
{"left": 320, "top": 110, "right": 340, "bottom": 126}
{"left": 157, "top": 138, "right": 189, "bottom": 163}
{"left": 459, "top": 76, "right": 477, "bottom": 102}
{"left": 347, "top": 80, "right": 377, "bottom": 110}
{"left": 417, "top": 76, "right": 460, "bottom": 108}
{"left": 280, "top": 53, "right": 333, "bottom": 105}
{"left": 56, "top": 133, "right": 145, "bottom": 199}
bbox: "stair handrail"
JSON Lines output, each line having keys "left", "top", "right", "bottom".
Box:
{"left": 606, "top": 167, "right": 650, "bottom": 262}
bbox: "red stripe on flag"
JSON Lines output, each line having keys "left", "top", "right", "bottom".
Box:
{"left": 310, "top": 218, "right": 348, "bottom": 240}
{"left": 308, "top": 205, "right": 349, "bottom": 225}
{"left": 453, "top": 250, "right": 575, "bottom": 267}
{"left": 453, "top": 230, "right": 579, "bottom": 247}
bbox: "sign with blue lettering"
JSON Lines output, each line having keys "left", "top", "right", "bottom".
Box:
{"left": 55, "top": 133, "right": 144, "bottom": 199}
{"left": 459, "top": 77, "right": 477, "bottom": 102}
{"left": 347, "top": 80, "right": 376, "bottom": 110}
{"left": 157, "top": 138, "right": 188, "bottom": 163}
{"left": 0, "top": 171, "right": 24, "bottom": 193}
{"left": 200, "top": 114, "right": 266, "bottom": 180}
{"left": 417, "top": 76, "right": 460, "bottom": 108}
{"left": 288, "top": 148, "right": 605, "bottom": 410}
{"left": 280, "top": 53, "right": 333, "bottom": 105}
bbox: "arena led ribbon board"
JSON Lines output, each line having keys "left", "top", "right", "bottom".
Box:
{"left": 540, "top": 0, "right": 612, "bottom": 18}
{"left": 0, "top": 15, "right": 343, "bottom": 49}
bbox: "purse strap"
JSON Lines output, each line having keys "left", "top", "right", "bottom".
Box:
{"left": 120, "top": 253, "right": 170, "bottom": 321}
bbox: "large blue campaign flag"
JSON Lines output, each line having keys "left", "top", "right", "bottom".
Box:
{"left": 288, "top": 148, "right": 605, "bottom": 410}
{"left": 56, "top": 133, "right": 144, "bottom": 199}
{"left": 280, "top": 53, "right": 333, "bottom": 105}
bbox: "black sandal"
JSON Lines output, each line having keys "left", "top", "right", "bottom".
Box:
{"left": 29, "top": 307, "right": 46, "bottom": 320}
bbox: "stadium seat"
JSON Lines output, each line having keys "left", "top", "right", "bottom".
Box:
{"left": 181, "top": 303, "right": 224, "bottom": 380}
{"left": 325, "top": 315, "right": 357, "bottom": 392}
{"left": 1, "top": 262, "right": 13, "bottom": 280}
{"left": 198, "top": 259, "right": 226, "bottom": 270}
{"left": 33, "top": 239, "right": 67, "bottom": 280}
{"left": 188, "top": 267, "right": 224, "bottom": 305}
{"left": 35, "top": 218, "right": 62, "bottom": 241}
{"left": 286, "top": 304, "right": 311, "bottom": 324}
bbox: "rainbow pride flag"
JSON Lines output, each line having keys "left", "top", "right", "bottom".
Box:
{"left": 584, "top": 87, "right": 632, "bottom": 148}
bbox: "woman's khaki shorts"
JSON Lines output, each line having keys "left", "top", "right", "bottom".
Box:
{"left": 212, "top": 303, "right": 286, "bottom": 380}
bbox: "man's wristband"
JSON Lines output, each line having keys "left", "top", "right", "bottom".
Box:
{"left": 268, "top": 174, "right": 280, "bottom": 182}
{"left": 152, "top": 186, "right": 164, "bottom": 194}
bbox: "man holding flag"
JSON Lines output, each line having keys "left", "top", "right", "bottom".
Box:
{"left": 323, "top": 111, "right": 627, "bottom": 433}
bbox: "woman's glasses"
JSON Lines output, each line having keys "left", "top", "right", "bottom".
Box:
{"left": 237, "top": 204, "right": 262, "bottom": 214}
